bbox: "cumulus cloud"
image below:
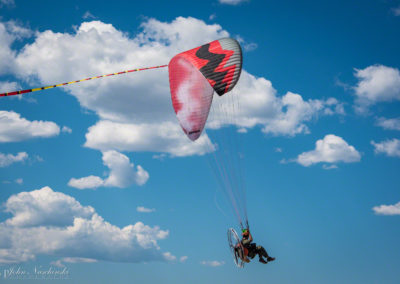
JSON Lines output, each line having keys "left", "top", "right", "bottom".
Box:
{"left": 85, "top": 121, "right": 214, "bottom": 157}
{"left": 200, "top": 260, "right": 225, "bottom": 267}
{"left": 4, "top": 20, "right": 33, "bottom": 39}
{"left": 61, "top": 126, "right": 72, "bottom": 134}
{"left": 376, "top": 117, "right": 400, "bottom": 131}
{"left": 0, "top": 22, "right": 17, "bottom": 74}
{"left": 68, "top": 150, "right": 149, "bottom": 189}
{"left": 324, "top": 98, "right": 345, "bottom": 115}
{"left": 296, "top": 134, "right": 361, "bottom": 167}
{"left": 262, "top": 93, "right": 339, "bottom": 136}
{"left": 4, "top": 17, "right": 344, "bottom": 156}
{"left": 373, "top": 202, "right": 400, "bottom": 215}
{"left": 100, "top": 150, "right": 149, "bottom": 187}
{"left": 0, "top": 152, "right": 27, "bottom": 167}
{"left": 0, "top": 21, "right": 32, "bottom": 74}
{"left": 137, "top": 206, "right": 156, "bottom": 213}
{"left": 0, "top": 186, "right": 172, "bottom": 264}
{"left": 371, "top": 138, "right": 400, "bottom": 158}
{"left": 51, "top": 257, "right": 97, "bottom": 267}
{"left": 353, "top": 65, "right": 400, "bottom": 113}
{"left": 209, "top": 73, "right": 344, "bottom": 136}
{"left": 68, "top": 175, "right": 104, "bottom": 190}
{"left": 4, "top": 186, "right": 95, "bottom": 227}
{"left": 180, "top": 256, "right": 188, "bottom": 262}
{"left": 0, "top": 81, "right": 20, "bottom": 93}
{"left": 163, "top": 252, "right": 177, "bottom": 261}
{"left": 0, "top": 111, "right": 60, "bottom": 142}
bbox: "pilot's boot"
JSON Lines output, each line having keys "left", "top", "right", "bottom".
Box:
{"left": 259, "top": 257, "right": 268, "bottom": 264}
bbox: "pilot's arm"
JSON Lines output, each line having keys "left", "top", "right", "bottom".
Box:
{"left": 248, "top": 232, "right": 253, "bottom": 243}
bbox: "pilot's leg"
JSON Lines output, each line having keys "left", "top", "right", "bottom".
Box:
{"left": 256, "top": 246, "right": 275, "bottom": 263}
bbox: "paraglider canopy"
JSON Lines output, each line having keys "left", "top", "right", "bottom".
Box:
{"left": 168, "top": 38, "right": 242, "bottom": 141}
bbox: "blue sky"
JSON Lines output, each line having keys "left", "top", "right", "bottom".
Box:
{"left": 0, "top": 0, "right": 400, "bottom": 283}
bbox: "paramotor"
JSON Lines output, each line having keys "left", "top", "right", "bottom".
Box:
{"left": 227, "top": 228, "right": 247, "bottom": 268}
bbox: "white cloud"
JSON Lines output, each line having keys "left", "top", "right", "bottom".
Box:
{"left": 261, "top": 92, "right": 331, "bottom": 136}
{"left": 180, "top": 256, "right": 188, "bottom": 262}
{"left": 0, "top": 111, "right": 60, "bottom": 142}
{"left": 5, "top": 17, "right": 344, "bottom": 157}
{"left": 373, "top": 202, "right": 400, "bottom": 215}
{"left": 371, "top": 138, "right": 400, "bottom": 158}
{"left": 209, "top": 73, "right": 344, "bottom": 137}
{"left": 2, "top": 179, "right": 23, "bottom": 184}
{"left": 68, "top": 150, "right": 149, "bottom": 189}
{"left": 236, "top": 35, "right": 257, "bottom": 52}
{"left": 163, "top": 252, "right": 176, "bottom": 261}
{"left": 102, "top": 150, "right": 149, "bottom": 187}
{"left": 61, "top": 126, "right": 72, "bottom": 134}
{"left": 0, "top": 22, "right": 17, "bottom": 74}
{"left": 34, "top": 155, "right": 44, "bottom": 162}
{"left": 4, "top": 186, "right": 95, "bottom": 227}
{"left": 51, "top": 257, "right": 97, "bottom": 267}
{"left": 353, "top": 65, "right": 400, "bottom": 113}
{"left": 0, "top": 186, "right": 172, "bottom": 264}
{"left": 82, "top": 11, "right": 96, "bottom": 20}
{"left": 152, "top": 153, "right": 166, "bottom": 160}
{"left": 219, "top": 0, "right": 248, "bottom": 5}
{"left": 296, "top": 134, "right": 361, "bottom": 167}
{"left": 0, "top": 152, "right": 27, "bottom": 167}
{"left": 68, "top": 175, "right": 104, "bottom": 190}
{"left": 376, "top": 117, "right": 400, "bottom": 131}
{"left": 200, "top": 260, "right": 225, "bottom": 267}
{"left": 0, "top": 21, "right": 32, "bottom": 75}
{"left": 85, "top": 121, "right": 214, "bottom": 157}
{"left": 322, "top": 164, "right": 338, "bottom": 170}
{"left": 243, "top": 42, "right": 257, "bottom": 51}
{"left": 2, "top": 178, "right": 23, "bottom": 184}
{"left": 0, "top": 80, "right": 20, "bottom": 93}
{"left": 137, "top": 206, "right": 156, "bottom": 213}
{"left": 4, "top": 21, "right": 33, "bottom": 39}
{"left": 324, "top": 97, "right": 345, "bottom": 115}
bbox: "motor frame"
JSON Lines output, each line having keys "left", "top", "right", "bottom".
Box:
{"left": 227, "top": 228, "right": 245, "bottom": 268}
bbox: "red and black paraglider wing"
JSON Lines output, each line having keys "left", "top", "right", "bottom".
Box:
{"left": 168, "top": 38, "right": 242, "bottom": 141}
